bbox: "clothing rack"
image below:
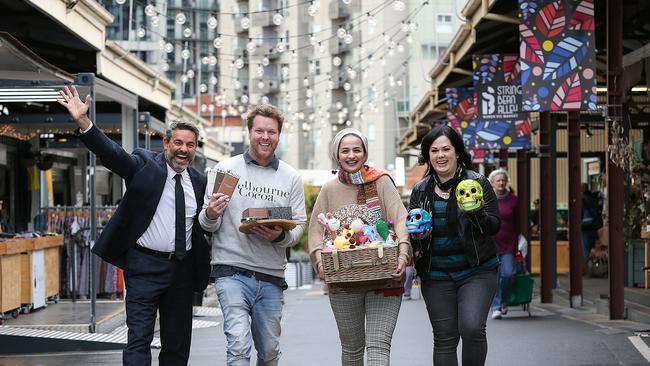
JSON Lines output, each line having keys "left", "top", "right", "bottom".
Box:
{"left": 38, "top": 206, "right": 119, "bottom": 303}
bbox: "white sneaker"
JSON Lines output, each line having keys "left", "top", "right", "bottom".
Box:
{"left": 501, "top": 305, "right": 508, "bottom": 315}
{"left": 491, "top": 310, "right": 502, "bottom": 319}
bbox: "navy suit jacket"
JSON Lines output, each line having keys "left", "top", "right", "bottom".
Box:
{"left": 80, "top": 125, "right": 211, "bottom": 291}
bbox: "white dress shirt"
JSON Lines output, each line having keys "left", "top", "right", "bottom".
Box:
{"left": 81, "top": 122, "right": 196, "bottom": 252}
{"left": 137, "top": 163, "right": 197, "bottom": 252}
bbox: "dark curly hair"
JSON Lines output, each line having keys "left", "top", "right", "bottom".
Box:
{"left": 418, "top": 125, "right": 472, "bottom": 177}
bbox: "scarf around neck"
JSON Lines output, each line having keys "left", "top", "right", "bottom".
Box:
{"left": 432, "top": 165, "right": 465, "bottom": 191}
{"left": 337, "top": 165, "right": 392, "bottom": 219}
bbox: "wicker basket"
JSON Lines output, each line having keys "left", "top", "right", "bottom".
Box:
{"left": 321, "top": 245, "right": 398, "bottom": 287}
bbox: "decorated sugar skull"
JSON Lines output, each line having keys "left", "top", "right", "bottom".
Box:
{"left": 406, "top": 208, "right": 432, "bottom": 234}
{"left": 455, "top": 179, "right": 483, "bottom": 212}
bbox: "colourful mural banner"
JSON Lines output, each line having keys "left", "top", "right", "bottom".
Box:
{"left": 518, "top": 0, "right": 597, "bottom": 112}
{"left": 472, "top": 54, "right": 532, "bottom": 150}
{"left": 445, "top": 88, "right": 485, "bottom": 163}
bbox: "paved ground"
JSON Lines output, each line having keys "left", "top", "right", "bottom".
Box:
{"left": 1, "top": 278, "right": 650, "bottom": 365}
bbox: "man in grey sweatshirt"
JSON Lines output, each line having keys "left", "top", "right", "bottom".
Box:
{"left": 199, "top": 104, "right": 306, "bottom": 366}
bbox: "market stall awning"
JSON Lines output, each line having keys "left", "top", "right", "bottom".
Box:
{"left": 0, "top": 31, "right": 74, "bottom": 98}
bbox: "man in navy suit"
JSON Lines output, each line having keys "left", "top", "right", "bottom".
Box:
{"left": 58, "top": 85, "right": 210, "bottom": 365}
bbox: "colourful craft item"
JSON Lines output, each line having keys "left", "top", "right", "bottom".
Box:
{"left": 406, "top": 208, "right": 433, "bottom": 234}
{"left": 376, "top": 220, "right": 390, "bottom": 240}
{"left": 455, "top": 179, "right": 484, "bottom": 212}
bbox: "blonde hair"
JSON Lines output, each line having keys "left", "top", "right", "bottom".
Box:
{"left": 246, "top": 104, "right": 284, "bottom": 133}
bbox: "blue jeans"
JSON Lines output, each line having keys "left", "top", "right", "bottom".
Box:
{"left": 491, "top": 254, "right": 516, "bottom": 311}
{"left": 404, "top": 266, "right": 415, "bottom": 296}
{"left": 215, "top": 274, "right": 284, "bottom": 366}
{"left": 421, "top": 270, "right": 497, "bottom": 366}
{"left": 582, "top": 230, "right": 598, "bottom": 266}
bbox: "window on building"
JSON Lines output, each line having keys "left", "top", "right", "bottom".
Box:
{"left": 437, "top": 13, "right": 453, "bottom": 33}
{"left": 368, "top": 123, "right": 375, "bottom": 142}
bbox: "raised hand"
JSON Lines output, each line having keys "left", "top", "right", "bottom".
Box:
{"left": 57, "top": 85, "right": 91, "bottom": 129}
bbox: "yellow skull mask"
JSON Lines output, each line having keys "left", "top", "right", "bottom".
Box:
{"left": 455, "top": 179, "right": 483, "bottom": 212}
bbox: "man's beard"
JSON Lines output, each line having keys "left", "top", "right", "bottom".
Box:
{"left": 165, "top": 149, "right": 193, "bottom": 173}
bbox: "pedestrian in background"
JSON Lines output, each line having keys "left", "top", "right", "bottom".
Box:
{"left": 308, "top": 128, "right": 410, "bottom": 366}
{"left": 58, "top": 85, "right": 211, "bottom": 366}
{"left": 200, "top": 104, "right": 306, "bottom": 366}
{"left": 488, "top": 168, "right": 518, "bottom": 320}
{"left": 409, "top": 125, "right": 500, "bottom": 366}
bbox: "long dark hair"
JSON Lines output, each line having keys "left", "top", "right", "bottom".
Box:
{"left": 418, "top": 125, "right": 472, "bottom": 177}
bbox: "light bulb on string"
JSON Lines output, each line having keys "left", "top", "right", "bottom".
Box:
{"left": 162, "top": 63, "right": 169, "bottom": 71}
{"left": 241, "top": 94, "right": 249, "bottom": 104}
{"left": 151, "top": 16, "right": 160, "bottom": 27}
{"left": 202, "top": 56, "right": 209, "bottom": 65}
{"left": 234, "top": 57, "right": 244, "bottom": 69}
{"left": 309, "top": 62, "right": 316, "bottom": 74}
{"left": 280, "top": 83, "right": 287, "bottom": 91}
{"left": 175, "top": 13, "right": 186, "bottom": 25}
{"left": 201, "top": 104, "right": 208, "bottom": 113}
{"left": 343, "top": 82, "right": 351, "bottom": 91}
{"left": 349, "top": 69, "right": 357, "bottom": 79}
{"left": 241, "top": 16, "right": 250, "bottom": 30}
{"left": 337, "top": 27, "right": 347, "bottom": 39}
{"left": 303, "top": 77, "right": 310, "bottom": 87}
{"left": 183, "top": 27, "right": 192, "bottom": 38}
{"left": 258, "top": 80, "right": 265, "bottom": 89}
{"left": 256, "top": 64, "right": 264, "bottom": 77}
{"left": 164, "top": 42, "right": 174, "bottom": 53}
{"left": 282, "top": 65, "right": 290, "bottom": 77}
{"left": 187, "top": 70, "right": 195, "bottom": 78}
{"left": 207, "top": 16, "right": 218, "bottom": 29}
{"left": 309, "top": 34, "right": 317, "bottom": 46}
{"left": 401, "top": 22, "right": 409, "bottom": 33}
{"left": 145, "top": 4, "right": 156, "bottom": 17}
{"left": 332, "top": 56, "right": 342, "bottom": 67}
{"left": 234, "top": 80, "right": 241, "bottom": 89}
{"left": 388, "top": 48, "right": 395, "bottom": 57}
{"left": 336, "top": 102, "right": 343, "bottom": 110}
{"left": 291, "top": 50, "right": 297, "bottom": 59}
{"left": 273, "top": 12, "right": 284, "bottom": 26}
{"left": 393, "top": 0, "right": 405, "bottom": 11}
{"left": 328, "top": 78, "right": 334, "bottom": 89}
{"left": 181, "top": 75, "right": 189, "bottom": 83}
{"left": 210, "top": 75, "right": 218, "bottom": 85}
{"left": 115, "top": 0, "right": 126, "bottom": 5}
{"left": 247, "top": 40, "right": 256, "bottom": 53}
{"left": 397, "top": 43, "right": 404, "bottom": 53}
{"left": 209, "top": 56, "right": 217, "bottom": 65}
{"left": 406, "top": 35, "right": 413, "bottom": 44}
{"left": 344, "top": 34, "right": 353, "bottom": 44}
{"left": 213, "top": 36, "right": 222, "bottom": 48}
{"left": 200, "top": 84, "right": 208, "bottom": 93}
{"left": 262, "top": 57, "right": 270, "bottom": 66}
{"left": 275, "top": 39, "right": 286, "bottom": 53}
{"left": 306, "top": 88, "right": 313, "bottom": 98}
{"left": 368, "top": 14, "right": 377, "bottom": 27}
{"left": 208, "top": 104, "right": 215, "bottom": 112}
{"left": 261, "top": 96, "right": 270, "bottom": 104}
{"left": 409, "top": 22, "right": 418, "bottom": 32}
{"left": 342, "top": 0, "right": 351, "bottom": 4}
{"left": 137, "top": 27, "right": 146, "bottom": 38}
{"left": 308, "top": 3, "right": 318, "bottom": 16}
{"left": 181, "top": 49, "right": 190, "bottom": 59}
{"left": 318, "top": 42, "right": 325, "bottom": 54}
{"left": 362, "top": 70, "right": 368, "bottom": 79}
{"left": 397, "top": 79, "right": 403, "bottom": 86}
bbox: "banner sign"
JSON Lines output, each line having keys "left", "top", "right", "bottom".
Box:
{"left": 445, "top": 88, "right": 490, "bottom": 162}
{"left": 518, "top": 0, "right": 597, "bottom": 112}
{"left": 472, "top": 54, "right": 532, "bottom": 150}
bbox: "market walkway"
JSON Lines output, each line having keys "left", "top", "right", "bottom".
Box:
{"left": 1, "top": 276, "right": 650, "bottom": 365}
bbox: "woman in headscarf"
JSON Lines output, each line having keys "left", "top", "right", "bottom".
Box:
{"left": 308, "top": 128, "right": 411, "bottom": 366}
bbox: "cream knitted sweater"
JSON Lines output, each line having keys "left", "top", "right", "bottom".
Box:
{"left": 308, "top": 175, "right": 411, "bottom": 272}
